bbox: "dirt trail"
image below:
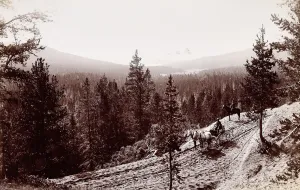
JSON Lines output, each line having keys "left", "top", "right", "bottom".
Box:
{"left": 51, "top": 102, "right": 300, "bottom": 190}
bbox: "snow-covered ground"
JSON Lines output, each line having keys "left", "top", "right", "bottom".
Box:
{"left": 51, "top": 102, "right": 300, "bottom": 190}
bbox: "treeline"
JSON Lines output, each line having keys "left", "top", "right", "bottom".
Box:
{"left": 0, "top": 47, "right": 247, "bottom": 179}
{"left": 59, "top": 69, "right": 247, "bottom": 127}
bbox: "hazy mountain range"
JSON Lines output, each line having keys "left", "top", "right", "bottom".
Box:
{"left": 165, "top": 48, "right": 288, "bottom": 71}
{"left": 28, "top": 47, "right": 287, "bottom": 77}
{"left": 28, "top": 47, "right": 183, "bottom": 77}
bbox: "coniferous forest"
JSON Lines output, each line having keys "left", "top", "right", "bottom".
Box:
{"left": 2, "top": 0, "right": 300, "bottom": 189}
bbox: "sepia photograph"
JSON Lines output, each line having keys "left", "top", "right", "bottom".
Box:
{"left": 1, "top": 0, "right": 300, "bottom": 189}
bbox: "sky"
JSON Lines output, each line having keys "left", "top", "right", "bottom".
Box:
{"left": 1, "top": 0, "right": 289, "bottom": 66}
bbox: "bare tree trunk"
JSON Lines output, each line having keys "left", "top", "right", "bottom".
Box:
{"left": 259, "top": 111, "right": 265, "bottom": 143}
{"left": 169, "top": 149, "right": 172, "bottom": 190}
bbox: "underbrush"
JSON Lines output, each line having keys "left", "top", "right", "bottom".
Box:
{"left": 0, "top": 175, "right": 69, "bottom": 190}
{"left": 257, "top": 140, "right": 281, "bottom": 157}
{"left": 271, "top": 113, "right": 300, "bottom": 183}
{"left": 105, "top": 134, "right": 156, "bottom": 168}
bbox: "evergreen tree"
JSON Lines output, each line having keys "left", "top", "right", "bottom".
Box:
{"left": 93, "top": 75, "right": 114, "bottom": 167}
{"left": 125, "top": 50, "right": 154, "bottom": 140}
{"left": 19, "top": 58, "right": 68, "bottom": 177}
{"left": 272, "top": 0, "right": 300, "bottom": 101}
{"left": 181, "top": 99, "right": 188, "bottom": 116}
{"left": 202, "top": 90, "right": 213, "bottom": 125}
{"left": 187, "top": 93, "right": 196, "bottom": 123}
{"left": 0, "top": 93, "right": 22, "bottom": 179}
{"left": 107, "top": 80, "right": 128, "bottom": 151}
{"left": 243, "top": 27, "right": 280, "bottom": 143}
{"left": 144, "top": 68, "right": 155, "bottom": 103}
{"left": 150, "top": 92, "right": 164, "bottom": 124}
{"left": 0, "top": 3, "right": 49, "bottom": 179}
{"left": 79, "top": 77, "right": 96, "bottom": 170}
{"left": 195, "top": 91, "right": 205, "bottom": 125}
{"left": 154, "top": 75, "right": 184, "bottom": 190}
{"left": 222, "top": 83, "right": 232, "bottom": 106}
{"left": 60, "top": 113, "right": 82, "bottom": 176}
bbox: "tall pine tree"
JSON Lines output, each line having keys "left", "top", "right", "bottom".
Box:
{"left": 187, "top": 93, "right": 196, "bottom": 123}
{"left": 272, "top": 0, "right": 300, "bottom": 101}
{"left": 154, "top": 75, "right": 184, "bottom": 190}
{"left": 125, "top": 50, "right": 154, "bottom": 140}
{"left": 79, "top": 78, "right": 96, "bottom": 171}
{"left": 150, "top": 92, "right": 164, "bottom": 124}
{"left": 243, "top": 27, "right": 280, "bottom": 143}
{"left": 19, "top": 58, "right": 68, "bottom": 177}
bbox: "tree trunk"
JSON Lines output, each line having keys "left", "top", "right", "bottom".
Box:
{"left": 0, "top": 126, "right": 5, "bottom": 179}
{"left": 169, "top": 149, "right": 172, "bottom": 190}
{"left": 87, "top": 103, "right": 93, "bottom": 171}
{"left": 259, "top": 111, "right": 265, "bottom": 143}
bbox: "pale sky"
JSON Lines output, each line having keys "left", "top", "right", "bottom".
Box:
{"left": 1, "top": 0, "right": 288, "bottom": 65}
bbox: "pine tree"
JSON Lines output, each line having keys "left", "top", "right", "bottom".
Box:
{"left": 243, "top": 27, "right": 280, "bottom": 143}
{"left": 107, "top": 80, "right": 127, "bottom": 151}
{"left": 210, "top": 87, "right": 222, "bottom": 119}
{"left": 0, "top": 93, "right": 22, "bottom": 179}
{"left": 18, "top": 58, "right": 68, "bottom": 177}
{"left": 80, "top": 77, "right": 96, "bottom": 171}
{"left": 181, "top": 99, "right": 188, "bottom": 116}
{"left": 195, "top": 91, "right": 205, "bottom": 125}
{"left": 271, "top": 0, "right": 300, "bottom": 101}
{"left": 187, "top": 93, "right": 196, "bottom": 123}
{"left": 154, "top": 75, "right": 184, "bottom": 190}
{"left": 150, "top": 92, "right": 164, "bottom": 124}
{"left": 93, "top": 75, "right": 112, "bottom": 167}
{"left": 144, "top": 68, "right": 155, "bottom": 103}
{"left": 202, "top": 90, "right": 213, "bottom": 125}
{"left": 125, "top": 50, "right": 154, "bottom": 140}
{"left": 222, "top": 83, "right": 233, "bottom": 106}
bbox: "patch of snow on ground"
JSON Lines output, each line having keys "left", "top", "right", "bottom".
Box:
{"left": 51, "top": 102, "right": 300, "bottom": 190}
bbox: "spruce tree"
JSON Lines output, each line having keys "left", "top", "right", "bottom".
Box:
{"left": 187, "top": 93, "right": 196, "bottom": 123}
{"left": 272, "top": 0, "right": 300, "bottom": 101}
{"left": 80, "top": 77, "right": 96, "bottom": 171}
{"left": 222, "top": 83, "right": 232, "bottom": 106}
{"left": 19, "top": 58, "right": 68, "bottom": 177}
{"left": 93, "top": 75, "right": 112, "bottom": 167}
{"left": 195, "top": 91, "right": 205, "bottom": 125}
{"left": 144, "top": 68, "right": 155, "bottom": 103}
{"left": 154, "top": 75, "right": 184, "bottom": 190}
{"left": 150, "top": 92, "right": 164, "bottom": 124}
{"left": 125, "top": 50, "right": 154, "bottom": 140}
{"left": 243, "top": 27, "right": 280, "bottom": 143}
{"left": 0, "top": 94, "right": 22, "bottom": 179}
{"left": 107, "top": 80, "right": 127, "bottom": 151}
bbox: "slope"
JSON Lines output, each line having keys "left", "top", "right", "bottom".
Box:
{"left": 51, "top": 102, "right": 300, "bottom": 190}
{"left": 27, "top": 47, "right": 183, "bottom": 77}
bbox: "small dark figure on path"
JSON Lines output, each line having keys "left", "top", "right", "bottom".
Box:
{"left": 222, "top": 104, "right": 241, "bottom": 121}
{"left": 215, "top": 118, "right": 224, "bottom": 134}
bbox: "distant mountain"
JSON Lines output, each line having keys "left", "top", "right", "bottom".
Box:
{"left": 28, "top": 47, "right": 183, "bottom": 77}
{"left": 165, "top": 48, "right": 288, "bottom": 71}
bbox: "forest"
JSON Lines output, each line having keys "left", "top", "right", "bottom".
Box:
{"left": 1, "top": 0, "right": 300, "bottom": 189}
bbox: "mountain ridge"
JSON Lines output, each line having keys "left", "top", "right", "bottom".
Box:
{"left": 28, "top": 47, "right": 184, "bottom": 77}
{"left": 164, "top": 48, "right": 287, "bottom": 71}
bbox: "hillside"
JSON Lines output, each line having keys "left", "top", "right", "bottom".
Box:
{"left": 28, "top": 47, "right": 183, "bottom": 77}
{"left": 165, "top": 49, "right": 288, "bottom": 71}
{"left": 50, "top": 102, "right": 300, "bottom": 189}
